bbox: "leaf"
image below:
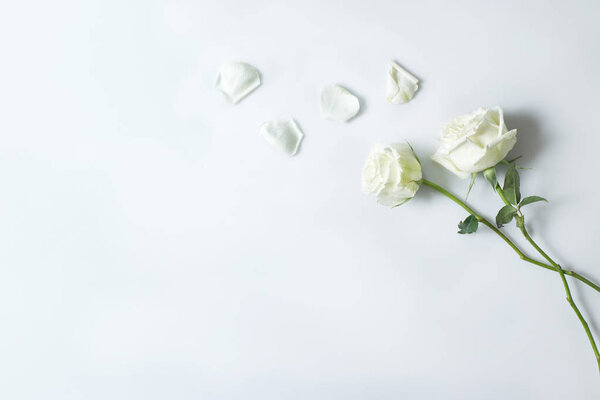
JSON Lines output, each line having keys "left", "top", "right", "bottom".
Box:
{"left": 458, "top": 214, "right": 479, "bottom": 234}
{"left": 482, "top": 167, "right": 497, "bottom": 189}
{"left": 465, "top": 173, "right": 477, "bottom": 201}
{"left": 519, "top": 195, "right": 548, "bottom": 207}
{"left": 496, "top": 205, "right": 518, "bottom": 228}
{"left": 503, "top": 164, "right": 521, "bottom": 205}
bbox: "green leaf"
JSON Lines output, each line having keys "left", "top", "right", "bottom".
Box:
{"left": 465, "top": 173, "right": 477, "bottom": 201}
{"left": 458, "top": 214, "right": 479, "bottom": 234}
{"left": 519, "top": 195, "right": 548, "bottom": 207}
{"left": 503, "top": 164, "right": 521, "bottom": 205}
{"left": 482, "top": 167, "right": 497, "bottom": 189}
{"left": 496, "top": 205, "right": 518, "bottom": 228}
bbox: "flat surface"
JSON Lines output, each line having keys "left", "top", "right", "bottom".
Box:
{"left": 1, "top": 0, "right": 600, "bottom": 398}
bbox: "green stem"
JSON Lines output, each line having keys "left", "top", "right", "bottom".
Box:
{"left": 518, "top": 220, "right": 600, "bottom": 375}
{"left": 496, "top": 184, "right": 600, "bottom": 293}
{"left": 421, "top": 180, "right": 600, "bottom": 292}
{"left": 566, "top": 271, "right": 600, "bottom": 293}
{"left": 424, "top": 178, "right": 600, "bottom": 373}
{"left": 423, "top": 180, "right": 553, "bottom": 271}
{"left": 496, "top": 178, "right": 599, "bottom": 373}
{"left": 424, "top": 178, "right": 600, "bottom": 374}
{"left": 495, "top": 185, "right": 512, "bottom": 206}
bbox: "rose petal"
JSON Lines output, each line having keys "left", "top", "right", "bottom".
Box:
{"left": 386, "top": 61, "right": 419, "bottom": 104}
{"left": 431, "top": 152, "right": 470, "bottom": 179}
{"left": 259, "top": 119, "right": 304, "bottom": 156}
{"left": 216, "top": 62, "right": 261, "bottom": 104}
{"left": 320, "top": 84, "right": 360, "bottom": 122}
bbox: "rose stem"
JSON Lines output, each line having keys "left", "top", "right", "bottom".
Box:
{"left": 518, "top": 216, "right": 600, "bottom": 375}
{"left": 492, "top": 184, "right": 600, "bottom": 291}
{"left": 494, "top": 184, "right": 600, "bottom": 374}
{"left": 421, "top": 179, "right": 600, "bottom": 291}
{"left": 422, "top": 178, "right": 600, "bottom": 374}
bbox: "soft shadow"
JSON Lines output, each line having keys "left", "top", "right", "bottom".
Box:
{"left": 504, "top": 110, "right": 545, "bottom": 164}
{"left": 504, "top": 109, "right": 559, "bottom": 238}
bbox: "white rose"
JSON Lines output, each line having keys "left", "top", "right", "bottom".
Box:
{"left": 431, "top": 107, "right": 517, "bottom": 179}
{"left": 362, "top": 142, "right": 422, "bottom": 207}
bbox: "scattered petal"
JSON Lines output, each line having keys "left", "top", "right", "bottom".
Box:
{"left": 386, "top": 61, "right": 419, "bottom": 104}
{"left": 259, "top": 119, "right": 304, "bottom": 156}
{"left": 320, "top": 84, "right": 360, "bottom": 122}
{"left": 216, "top": 62, "right": 261, "bottom": 104}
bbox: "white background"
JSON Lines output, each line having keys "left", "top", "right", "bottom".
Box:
{"left": 1, "top": 0, "right": 600, "bottom": 398}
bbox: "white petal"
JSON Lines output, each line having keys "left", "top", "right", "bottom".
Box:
{"left": 431, "top": 151, "right": 472, "bottom": 180}
{"left": 216, "top": 62, "right": 261, "bottom": 104}
{"left": 259, "top": 119, "right": 304, "bottom": 156}
{"left": 320, "top": 84, "right": 360, "bottom": 122}
{"left": 386, "top": 61, "right": 419, "bottom": 104}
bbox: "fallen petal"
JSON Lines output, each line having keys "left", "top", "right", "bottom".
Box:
{"left": 320, "top": 84, "right": 360, "bottom": 122}
{"left": 259, "top": 119, "right": 304, "bottom": 156}
{"left": 216, "top": 62, "right": 261, "bottom": 104}
{"left": 386, "top": 61, "right": 419, "bottom": 104}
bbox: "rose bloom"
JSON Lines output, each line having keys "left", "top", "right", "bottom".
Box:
{"left": 431, "top": 107, "right": 517, "bottom": 179}
{"left": 362, "top": 142, "right": 422, "bottom": 207}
